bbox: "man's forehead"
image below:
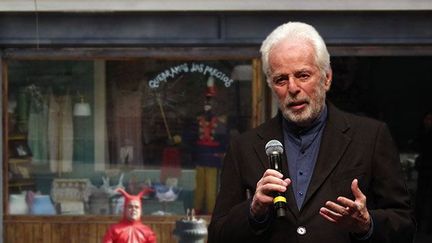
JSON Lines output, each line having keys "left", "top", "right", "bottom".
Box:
{"left": 128, "top": 200, "right": 141, "bottom": 206}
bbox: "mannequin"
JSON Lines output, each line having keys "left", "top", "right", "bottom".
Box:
{"left": 103, "top": 188, "right": 156, "bottom": 243}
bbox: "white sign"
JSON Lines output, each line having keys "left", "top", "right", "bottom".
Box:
{"left": 148, "top": 63, "right": 234, "bottom": 89}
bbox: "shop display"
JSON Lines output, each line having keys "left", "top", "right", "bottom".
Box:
{"left": 5, "top": 60, "right": 253, "bottom": 218}
{"left": 27, "top": 192, "right": 56, "bottom": 215}
{"left": 109, "top": 78, "right": 144, "bottom": 166}
{"left": 27, "top": 85, "right": 49, "bottom": 165}
{"left": 88, "top": 186, "right": 111, "bottom": 215}
{"left": 51, "top": 178, "right": 92, "bottom": 215}
{"left": 48, "top": 93, "right": 74, "bottom": 174}
{"left": 9, "top": 192, "right": 28, "bottom": 215}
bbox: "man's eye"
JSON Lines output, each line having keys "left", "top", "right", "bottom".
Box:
{"left": 273, "top": 76, "right": 288, "bottom": 85}
{"left": 296, "top": 73, "right": 310, "bottom": 81}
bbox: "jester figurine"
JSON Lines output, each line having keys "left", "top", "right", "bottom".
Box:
{"left": 103, "top": 188, "right": 156, "bottom": 243}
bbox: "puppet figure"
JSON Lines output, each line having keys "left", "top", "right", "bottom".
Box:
{"left": 103, "top": 188, "right": 156, "bottom": 243}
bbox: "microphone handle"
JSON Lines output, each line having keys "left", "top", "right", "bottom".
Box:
{"left": 269, "top": 153, "right": 287, "bottom": 218}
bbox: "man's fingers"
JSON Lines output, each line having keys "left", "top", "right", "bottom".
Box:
{"left": 336, "top": 197, "right": 358, "bottom": 213}
{"left": 256, "top": 171, "right": 290, "bottom": 200}
{"left": 351, "top": 179, "right": 365, "bottom": 201}
{"left": 319, "top": 207, "right": 341, "bottom": 222}
{"left": 257, "top": 170, "right": 290, "bottom": 193}
{"left": 320, "top": 191, "right": 371, "bottom": 234}
{"left": 325, "top": 201, "right": 350, "bottom": 216}
{"left": 260, "top": 176, "right": 288, "bottom": 189}
{"left": 254, "top": 191, "right": 276, "bottom": 204}
{"left": 263, "top": 169, "right": 284, "bottom": 178}
{"left": 320, "top": 210, "right": 337, "bottom": 223}
{"left": 260, "top": 183, "right": 287, "bottom": 194}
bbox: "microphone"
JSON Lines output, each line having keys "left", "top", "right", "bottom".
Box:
{"left": 265, "top": 139, "right": 287, "bottom": 218}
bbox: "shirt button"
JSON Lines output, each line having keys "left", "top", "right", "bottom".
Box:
{"left": 299, "top": 171, "right": 303, "bottom": 175}
{"left": 297, "top": 226, "right": 306, "bottom": 235}
{"left": 298, "top": 192, "right": 303, "bottom": 197}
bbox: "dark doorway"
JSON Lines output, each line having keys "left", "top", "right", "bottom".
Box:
{"left": 330, "top": 56, "right": 432, "bottom": 242}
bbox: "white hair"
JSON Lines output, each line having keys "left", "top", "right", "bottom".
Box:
{"left": 260, "top": 22, "right": 331, "bottom": 82}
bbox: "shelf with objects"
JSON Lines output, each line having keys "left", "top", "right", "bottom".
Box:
{"left": 8, "top": 133, "right": 33, "bottom": 184}
{"left": 6, "top": 118, "right": 35, "bottom": 214}
{"left": 8, "top": 151, "right": 35, "bottom": 193}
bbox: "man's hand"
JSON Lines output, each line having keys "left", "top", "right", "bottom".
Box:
{"left": 251, "top": 169, "right": 291, "bottom": 219}
{"left": 319, "top": 179, "right": 371, "bottom": 234}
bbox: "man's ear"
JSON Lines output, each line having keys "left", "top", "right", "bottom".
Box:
{"left": 323, "top": 68, "right": 332, "bottom": 91}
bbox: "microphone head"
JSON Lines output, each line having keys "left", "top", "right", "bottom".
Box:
{"left": 265, "top": 140, "right": 284, "bottom": 155}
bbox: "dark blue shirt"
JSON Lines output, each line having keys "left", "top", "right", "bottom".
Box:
{"left": 283, "top": 105, "right": 328, "bottom": 209}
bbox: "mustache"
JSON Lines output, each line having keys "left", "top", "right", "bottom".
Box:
{"left": 284, "top": 96, "right": 310, "bottom": 105}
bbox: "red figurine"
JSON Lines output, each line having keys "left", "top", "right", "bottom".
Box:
{"left": 103, "top": 188, "right": 156, "bottom": 243}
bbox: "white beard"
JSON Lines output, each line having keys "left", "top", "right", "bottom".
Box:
{"left": 279, "top": 81, "right": 326, "bottom": 126}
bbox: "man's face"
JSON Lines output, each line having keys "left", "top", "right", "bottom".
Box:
{"left": 126, "top": 200, "right": 142, "bottom": 222}
{"left": 268, "top": 40, "right": 332, "bottom": 126}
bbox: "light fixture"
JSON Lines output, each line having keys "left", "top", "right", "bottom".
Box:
{"left": 231, "top": 64, "right": 252, "bottom": 81}
{"left": 73, "top": 95, "right": 91, "bottom": 117}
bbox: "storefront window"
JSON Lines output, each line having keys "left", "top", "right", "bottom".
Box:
{"left": 5, "top": 59, "right": 255, "bottom": 216}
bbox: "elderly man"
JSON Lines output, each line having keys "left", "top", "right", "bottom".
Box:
{"left": 103, "top": 189, "right": 156, "bottom": 243}
{"left": 208, "top": 22, "right": 415, "bottom": 243}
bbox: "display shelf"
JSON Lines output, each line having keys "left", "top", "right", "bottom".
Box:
{"left": 8, "top": 178, "right": 35, "bottom": 192}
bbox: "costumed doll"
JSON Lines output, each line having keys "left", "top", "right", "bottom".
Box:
{"left": 193, "top": 76, "right": 227, "bottom": 214}
{"left": 103, "top": 188, "right": 156, "bottom": 243}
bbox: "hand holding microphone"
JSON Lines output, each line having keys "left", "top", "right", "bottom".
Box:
{"left": 265, "top": 140, "right": 288, "bottom": 218}
{"left": 251, "top": 140, "right": 290, "bottom": 219}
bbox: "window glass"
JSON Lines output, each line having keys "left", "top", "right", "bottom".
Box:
{"left": 6, "top": 59, "right": 253, "bottom": 216}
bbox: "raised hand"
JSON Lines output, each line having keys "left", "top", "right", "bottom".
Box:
{"left": 319, "top": 179, "right": 371, "bottom": 234}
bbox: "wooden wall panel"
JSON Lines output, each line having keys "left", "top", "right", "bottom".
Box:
{"left": 51, "top": 223, "right": 61, "bottom": 243}
{"left": 97, "top": 224, "right": 107, "bottom": 241}
{"left": 42, "top": 223, "right": 52, "bottom": 243}
{"left": 32, "top": 223, "right": 42, "bottom": 243}
{"left": 3, "top": 215, "right": 210, "bottom": 243}
{"left": 5, "top": 221, "right": 15, "bottom": 243}
{"left": 14, "top": 222, "right": 24, "bottom": 243}
{"left": 79, "top": 223, "right": 91, "bottom": 243}
{"left": 22, "top": 223, "right": 33, "bottom": 242}
{"left": 87, "top": 224, "right": 98, "bottom": 243}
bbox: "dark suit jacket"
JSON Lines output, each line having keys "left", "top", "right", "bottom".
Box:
{"left": 208, "top": 103, "right": 415, "bottom": 243}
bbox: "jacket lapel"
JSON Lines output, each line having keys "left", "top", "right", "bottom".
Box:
{"left": 253, "top": 114, "right": 283, "bottom": 171}
{"left": 302, "top": 104, "right": 351, "bottom": 208}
